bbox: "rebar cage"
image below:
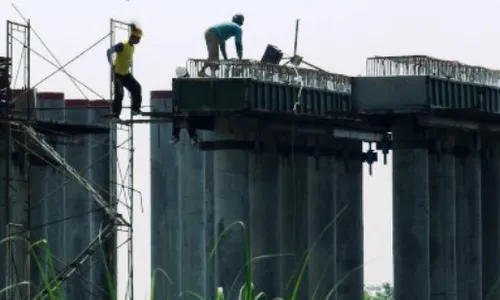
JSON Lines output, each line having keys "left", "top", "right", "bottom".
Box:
{"left": 366, "top": 55, "right": 500, "bottom": 87}
{"left": 185, "top": 58, "right": 352, "bottom": 93}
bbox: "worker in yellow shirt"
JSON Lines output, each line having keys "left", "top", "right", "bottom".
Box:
{"left": 106, "top": 24, "right": 143, "bottom": 118}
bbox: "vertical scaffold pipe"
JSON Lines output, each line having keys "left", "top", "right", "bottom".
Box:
{"left": 392, "top": 118, "right": 430, "bottom": 300}
{"left": 335, "top": 139, "right": 364, "bottom": 300}
{"left": 63, "top": 99, "right": 92, "bottom": 299}
{"left": 149, "top": 90, "right": 181, "bottom": 299}
{"left": 31, "top": 91, "right": 66, "bottom": 292}
{"left": 307, "top": 139, "right": 336, "bottom": 300}
{"left": 248, "top": 133, "right": 279, "bottom": 298}
{"left": 455, "top": 134, "right": 482, "bottom": 300}
{"left": 88, "top": 100, "right": 115, "bottom": 299}
{"left": 429, "top": 133, "right": 456, "bottom": 300}
{"left": 212, "top": 118, "right": 250, "bottom": 300}
{"left": 481, "top": 137, "right": 500, "bottom": 299}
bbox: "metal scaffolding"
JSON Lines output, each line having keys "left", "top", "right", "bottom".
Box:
{"left": 3, "top": 19, "right": 32, "bottom": 300}
{"left": 2, "top": 16, "right": 137, "bottom": 300}
{"left": 366, "top": 55, "right": 500, "bottom": 87}
{"left": 109, "top": 18, "right": 135, "bottom": 300}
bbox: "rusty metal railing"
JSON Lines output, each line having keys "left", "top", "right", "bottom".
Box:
{"left": 185, "top": 59, "right": 352, "bottom": 93}
{"left": 366, "top": 55, "right": 500, "bottom": 87}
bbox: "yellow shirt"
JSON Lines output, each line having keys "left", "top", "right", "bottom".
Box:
{"left": 113, "top": 41, "right": 134, "bottom": 75}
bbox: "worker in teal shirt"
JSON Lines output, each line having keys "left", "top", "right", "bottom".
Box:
{"left": 199, "top": 14, "right": 244, "bottom": 77}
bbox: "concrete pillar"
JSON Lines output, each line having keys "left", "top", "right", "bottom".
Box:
{"left": 392, "top": 119, "right": 430, "bottom": 300}
{"left": 179, "top": 126, "right": 212, "bottom": 296}
{"left": 307, "top": 150, "right": 336, "bottom": 300}
{"left": 277, "top": 134, "right": 309, "bottom": 299}
{"left": 429, "top": 133, "right": 456, "bottom": 300}
{"left": 481, "top": 138, "right": 500, "bottom": 299}
{"left": 64, "top": 99, "right": 91, "bottom": 298}
{"left": 335, "top": 139, "right": 364, "bottom": 300}
{"left": 31, "top": 92, "right": 66, "bottom": 292}
{"left": 88, "top": 100, "right": 114, "bottom": 299}
{"left": 455, "top": 134, "right": 482, "bottom": 300}
{"left": 213, "top": 119, "right": 250, "bottom": 299}
{"left": 149, "top": 91, "right": 181, "bottom": 299}
{"left": 249, "top": 135, "right": 279, "bottom": 298}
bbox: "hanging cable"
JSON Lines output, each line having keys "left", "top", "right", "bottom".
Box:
{"left": 11, "top": 2, "right": 89, "bottom": 100}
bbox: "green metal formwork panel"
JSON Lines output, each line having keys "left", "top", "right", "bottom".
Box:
{"left": 173, "top": 78, "right": 250, "bottom": 111}
{"left": 172, "top": 78, "right": 352, "bottom": 117}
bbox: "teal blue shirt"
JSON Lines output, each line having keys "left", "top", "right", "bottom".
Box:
{"left": 210, "top": 22, "right": 243, "bottom": 59}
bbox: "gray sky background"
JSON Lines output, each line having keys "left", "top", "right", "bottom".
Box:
{"left": 3, "top": 0, "right": 500, "bottom": 298}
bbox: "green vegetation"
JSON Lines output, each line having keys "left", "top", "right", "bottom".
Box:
{"left": 2, "top": 209, "right": 382, "bottom": 300}
{"left": 364, "top": 283, "right": 393, "bottom": 300}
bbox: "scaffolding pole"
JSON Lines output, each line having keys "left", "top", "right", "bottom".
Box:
{"left": 4, "top": 19, "right": 31, "bottom": 300}
{"left": 110, "top": 18, "right": 135, "bottom": 300}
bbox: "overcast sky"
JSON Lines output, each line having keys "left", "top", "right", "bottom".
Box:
{"left": 3, "top": 0, "right": 500, "bottom": 298}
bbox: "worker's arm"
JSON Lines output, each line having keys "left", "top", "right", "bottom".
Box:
{"left": 219, "top": 40, "right": 228, "bottom": 60}
{"left": 234, "top": 29, "right": 243, "bottom": 59}
{"left": 106, "top": 43, "right": 124, "bottom": 64}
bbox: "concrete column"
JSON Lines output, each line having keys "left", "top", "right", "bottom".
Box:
{"left": 31, "top": 92, "right": 66, "bottom": 293}
{"left": 429, "top": 133, "right": 456, "bottom": 300}
{"left": 63, "top": 99, "right": 91, "bottom": 299}
{"left": 335, "top": 139, "right": 364, "bottom": 300}
{"left": 213, "top": 119, "right": 250, "bottom": 299}
{"left": 249, "top": 139, "right": 279, "bottom": 298}
{"left": 88, "top": 100, "right": 113, "bottom": 299}
{"left": 277, "top": 134, "right": 309, "bottom": 299}
{"left": 179, "top": 127, "right": 211, "bottom": 296}
{"left": 392, "top": 119, "right": 430, "bottom": 300}
{"left": 307, "top": 151, "right": 335, "bottom": 300}
{"left": 149, "top": 91, "right": 181, "bottom": 299}
{"left": 455, "top": 134, "right": 481, "bottom": 300}
{"left": 481, "top": 138, "right": 500, "bottom": 299}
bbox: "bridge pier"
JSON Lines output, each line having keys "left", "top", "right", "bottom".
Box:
{"left": 481, "top": 138, "right": 500, "bottom": 299}
{"left": 335, "top": 139, "right": 364, "bottom": 300}
{"left": 455, "top": 134, "right": 482, "bottom": 300}
{"left": 429, "top": 132, "right": 457, "bottom": 300}
{"left": 392, "top": 119, "right": 431, "bottom": 300}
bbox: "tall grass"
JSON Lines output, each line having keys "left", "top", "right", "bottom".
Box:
{"left": 1, "top": 205, "right": 368, "bottom": 300}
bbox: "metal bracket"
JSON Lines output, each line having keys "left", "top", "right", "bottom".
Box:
{"left": 364, "top": 142, "right": 378, "bottom": 175}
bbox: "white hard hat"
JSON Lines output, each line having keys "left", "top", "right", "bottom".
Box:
{"left": 175, "top": 66, "right": 189, "bottom": 78}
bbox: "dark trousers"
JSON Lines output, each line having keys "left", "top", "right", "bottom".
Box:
{"left": 113, "top": 73, "right": 142, "bottom": 114}
{"left": 172, "top": 117, "right": 197, "bottom": 138}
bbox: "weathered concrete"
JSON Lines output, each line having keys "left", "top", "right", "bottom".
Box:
{"left": 30, "top": 92, "right": 67, "bottom": 298}
{"left": 277, "top": 134, "right": 309, "bottom": 299}
{"left": 64, "top": 99, "right": 92, "bottom": 299}
{"left": 150, "top": 91, "right": 215, "bottom": 299}
{"left": 455, "top": 134, "right": 482, "bottom": 300}
{"left": 249, "top": 140, "right": 280, "bottom": 298}
{"left": 88, "top": 100, "right": 114, "bottom": 299}
{"left": 481, "top": 138, "right": 500, "bottom": 299}
{"left": 335, "top": 139, "right": 364, "bottom": 300}
{"left": 150, "top": 92, "right": 181, "bottom": 299}
{"left": 429, "top": 133, "right": 456, "bottom": 300}
{"left": 213, "top": 119, "right": 250, "bottom": 299}
{"left": 392, "top": 119, "right": 430, "bottom": 300}
{"left": 179, "top": 129, "right": 213, "bottom": 297}
{"left": 307, "top": 150, "right": 336, "bottom": 300}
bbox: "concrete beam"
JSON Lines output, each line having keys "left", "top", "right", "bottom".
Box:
{"left": 392, "top": 118, "right": 430, "bottom": 300}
